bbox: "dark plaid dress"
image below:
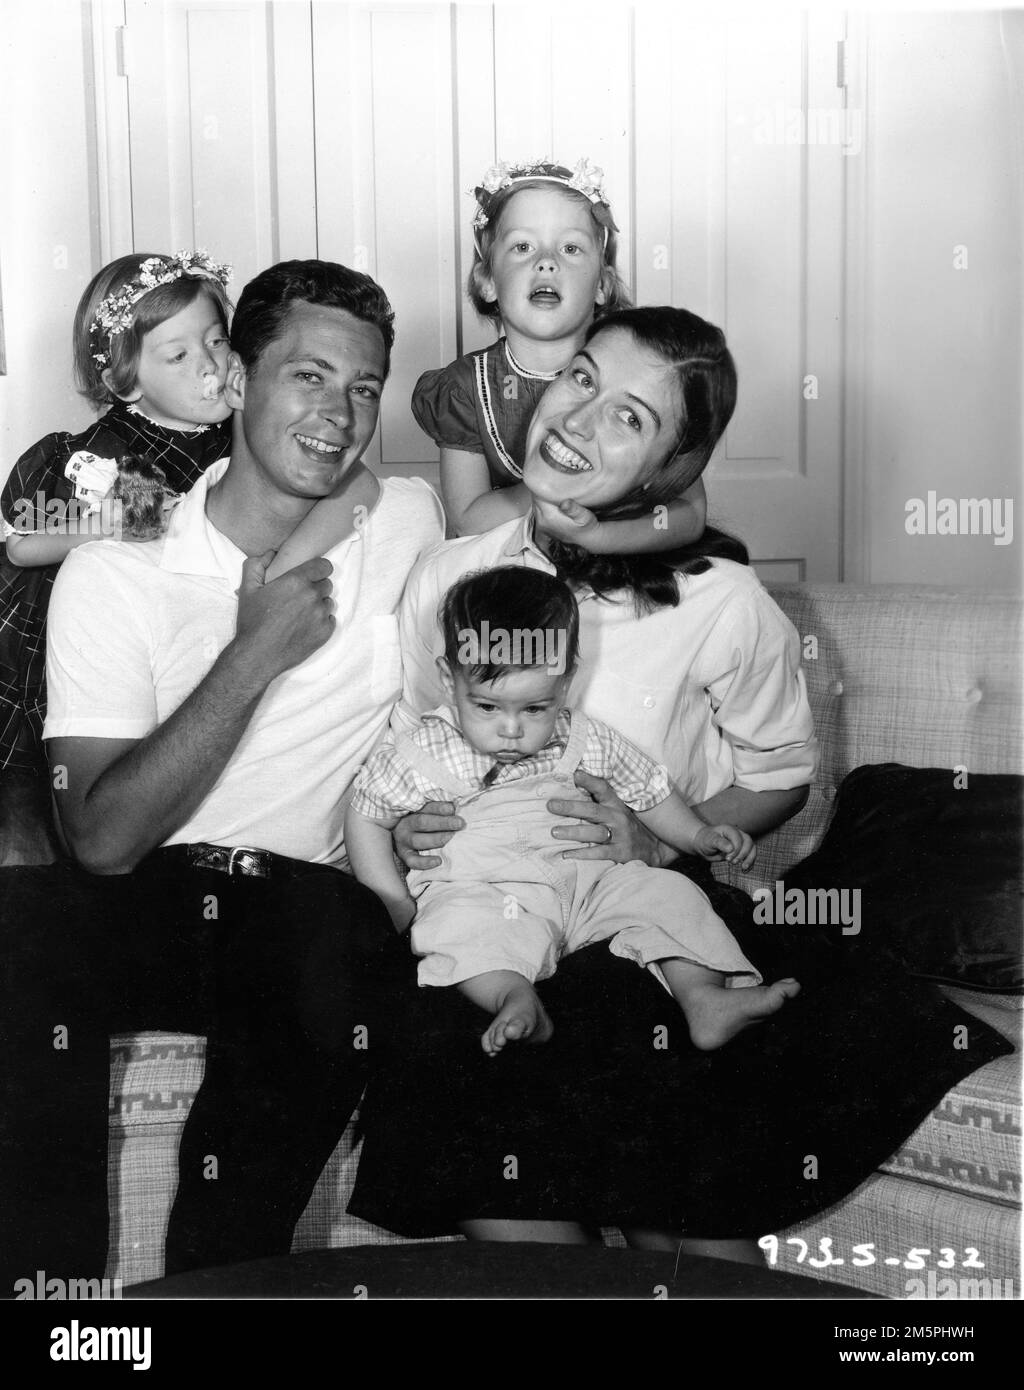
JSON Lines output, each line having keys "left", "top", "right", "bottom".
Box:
{"left": 0, "top": 403, "right": 231, "bottom": 775}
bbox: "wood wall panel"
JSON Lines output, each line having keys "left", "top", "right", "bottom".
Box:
{"left": 634, "top": 4, "right": 843, "bottom": 575}
{"left": 108, "top": 0, "right": 845, "bottom": 574}
{"left": 186, "top": 5, "right": 275, "bottom": 287}
{"left": 271, "top": 0, "right": 317, "bottom": 259}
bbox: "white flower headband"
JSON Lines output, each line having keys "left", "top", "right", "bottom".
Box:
{"left": 470, "top": 157, "right": 611, "bottom": 233}
{"left": 90, "top": 249, "right": 232, "bottom": 366}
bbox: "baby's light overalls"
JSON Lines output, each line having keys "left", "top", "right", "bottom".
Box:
{"left": 402, "top": 710, "right": 760, "bottom": 990}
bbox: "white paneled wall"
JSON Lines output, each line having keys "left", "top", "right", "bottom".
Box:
{"left": 632, "top": 7, "right": 845, "bottom": 580}
{"left": 845, "top": 9, "right": 1022, "bottom": 588}
{"left": 2, "top": 1, "right": 1019, "bottom": 588}
{"left": 119, "top": 2, "right": 284, "bottom": 294}
{"left": 91, "top": 0, "right": 844, "bottom": 572}
{"left": 347, "top": 2, "right": 459, "bottom": 466}
{"left": 0, "top": 0, "right": 99, "bottom": 455}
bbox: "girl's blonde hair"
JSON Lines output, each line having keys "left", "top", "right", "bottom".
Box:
{"left": 467, "top": 178, "right": 631, "bottom": 324}
{"left": 73, "top": 254, "right": 232, "bottom": 408}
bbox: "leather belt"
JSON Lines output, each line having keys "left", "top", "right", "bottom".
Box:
{"left": 185, "top": 843, "right": 276, "bottom": 877}
{"left": 142, "top": 843, "right": 334, "bottom": 881}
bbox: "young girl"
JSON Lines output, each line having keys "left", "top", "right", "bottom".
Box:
{"left": 264, "top": 159, "right": 709, "bottom": 576}
{"left": 0, "top": 249, "right": 233, "bottom": 861}
{"left": 416, "top": 157, "right": 711, "bottom": 546}
{"left": 346, "top": 566, "right": 800, "bottom": 1057}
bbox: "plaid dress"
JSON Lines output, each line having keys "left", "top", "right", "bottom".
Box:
{"left": 0, "top": 403, "right": 231, "bottom": 775}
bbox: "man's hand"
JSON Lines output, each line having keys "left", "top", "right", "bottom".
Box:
{"left": 547, "top": 769, "right": 670, "bottom": 865}
{"left": 392, "top": 800, "right": 465, "bottom": 871}
{"left": 50, "top": 554, "right": 335, "bottom": 875}
{"left": 233, "top": 551, "right": 336, "bottom": 683}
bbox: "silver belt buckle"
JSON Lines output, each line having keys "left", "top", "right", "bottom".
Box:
{"left": 227, "top": 845, "right": 269, "bottom": 876}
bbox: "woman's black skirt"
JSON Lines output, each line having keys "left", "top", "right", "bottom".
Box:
{"left": 348, "top": 856, "right": 1011, "bottom": 1238}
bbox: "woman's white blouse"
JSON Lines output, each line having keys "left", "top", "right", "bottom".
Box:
{"left": 395, "top": 514, "right": 818, "bottom": 804}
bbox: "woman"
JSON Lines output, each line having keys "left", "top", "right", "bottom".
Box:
{"left": 348, "top": 307, "right": 1008, "bottom": 1256}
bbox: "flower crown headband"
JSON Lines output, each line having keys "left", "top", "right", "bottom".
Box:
{"left": 90, "top": 249, "right": 232, "bottom": 367}
{"left": 470, "top": 157, "right": 612, "bottom": 239}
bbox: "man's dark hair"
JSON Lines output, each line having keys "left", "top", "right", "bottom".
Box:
{"left": 439, "top": 567, "right": 580, "bottom": 685}
{"left": 230, "top": 259, "right": 396, "bottom": 378}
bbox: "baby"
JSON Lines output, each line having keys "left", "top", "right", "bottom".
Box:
{"left": 345, "top": 567, "right": 799, "bottom": 1054}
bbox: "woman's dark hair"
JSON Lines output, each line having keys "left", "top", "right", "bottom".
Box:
{"left": 439, "top": 567, "right": 580, "bottom": 684}
{"left": 544, "top": 305, "right": 748, "bottom": 613}
{"left": 231, "top": 259, "right": 395, "bottom": 379}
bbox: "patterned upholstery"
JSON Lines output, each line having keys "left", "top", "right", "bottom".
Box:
{"left": 104, "top": 584, "right": 1023, "bottom": 1293}
{"left": 720, "top": 584, "right": 1023, "bottom": 895}
{"left": 107, "top": 1036, "right": 205, "bottom": 1288}
{"left": 777, "top": 1177, "right": 1020, "bottom": 1300}
{"left": 879, "top": 1051, "right": 1019, "bottom": 1206}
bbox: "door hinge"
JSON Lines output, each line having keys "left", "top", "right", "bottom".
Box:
{"left": 836, "top": 38, "right": 847, "bottom": 90}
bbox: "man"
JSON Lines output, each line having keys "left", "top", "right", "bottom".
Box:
{"left": 0, "top": 260, "right": 443, "bottom": 1288}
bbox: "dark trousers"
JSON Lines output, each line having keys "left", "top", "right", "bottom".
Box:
{"left": 0, "top": 852, "right": 402, "bottom": 1291}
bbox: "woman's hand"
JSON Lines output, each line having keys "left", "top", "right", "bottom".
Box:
{"left": 392, "top": 800, "right": 465, "bottom": 871}
{"left": 547, "top": 770, "right": 672, "bottom": 865}
{"left": 692, "top": 823, "right": 756, "bottom": 871}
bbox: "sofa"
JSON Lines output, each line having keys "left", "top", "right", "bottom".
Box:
{"left": 103, "top": 583, "right": 1022, "bottom": 1297}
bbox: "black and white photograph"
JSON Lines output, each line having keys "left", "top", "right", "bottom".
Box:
{"left": 0, "top": 0, "right": 1020, "bottom": 1359}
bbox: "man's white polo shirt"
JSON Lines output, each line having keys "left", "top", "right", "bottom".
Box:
{"left": 44, "top": 460, "right": 444, "bottom": 866}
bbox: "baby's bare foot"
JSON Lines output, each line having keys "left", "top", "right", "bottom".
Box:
{"left": 682, "top": 978, "right": 800, "bottom": 1051}
{"left": 483, "top": 985, "right": 554, "bottom": 1056}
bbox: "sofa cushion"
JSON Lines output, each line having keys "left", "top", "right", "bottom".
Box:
{"left": 106, "top": 1032, "right": 448, "bottom": 1286}
{"left": 109, "top": 1034, "right": 205, "bottom": 1131}
{"left": 782, "top": 764, "right": 1023, "bottom": 993}
{"left": 878, "top": 1049, "right": 1020, "bottom": 1207}
{"left": 778, "top": 1175, "right": 1020, "bottom": 1298}
{"left": 717, "top": 584, "right": 1023, "bottom": 900}
{"left": 107, "top": 1035, "right": 207, "bottom": 1286}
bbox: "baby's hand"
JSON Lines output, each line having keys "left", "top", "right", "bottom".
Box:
{"left": 694, "top": 823, "right": 756, "bottom": 870}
